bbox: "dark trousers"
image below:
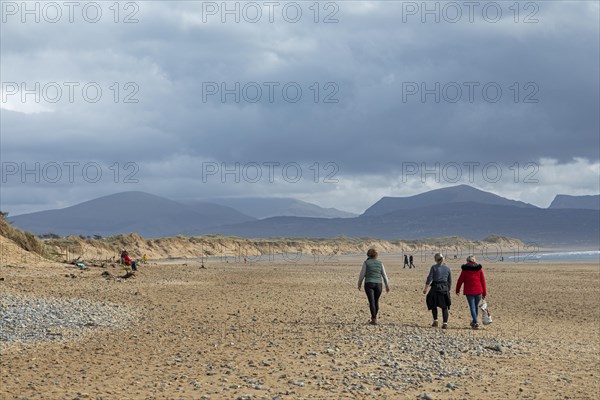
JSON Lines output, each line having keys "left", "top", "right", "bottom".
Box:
{"left": 432, "top": 307, "right": 449, "bottom": 323}
{"left": 364, "top": 282, "right": 382, "bottom": 319}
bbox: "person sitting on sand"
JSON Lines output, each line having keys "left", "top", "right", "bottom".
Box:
{"left": 456, "top": 255, "right": 487, "bottom": 329}
{"left": 423, "top": 253, "right": 452, "bottom": 329}
{"left": 357, "top": 248, "right": 390, "bottom": 325}
{"left": 122, "top": 251, "right": 138, "bottom": 272}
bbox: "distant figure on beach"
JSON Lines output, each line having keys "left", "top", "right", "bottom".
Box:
{"left": 122, "top": 250, "right": 138, "bottom": 272}
{"left": 456, "top": 255, "right": 487, "bottom": 330}
{"left": 409, "top": 255, "right": 415, "bottom": 268}
{"left": 423, "top": 253, "right": 452, "bottom": 329}
{"left": 404, "top": 254, "right": 409, "bottom": 269}
{"left": 357, "top": 248, "right": 390, "bottom": 325}
{"left": 142, "top": 254, "right": 148, "bottom": 264}
{"left": 120, "top": 249, "right": 126, "bottom": 264}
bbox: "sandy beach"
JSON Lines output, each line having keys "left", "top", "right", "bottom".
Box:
{"left": 1, "top": 253, "right": 599, "bottom": 400}
{"left": 3, "top": 0, "right": 598, "bottom": 398}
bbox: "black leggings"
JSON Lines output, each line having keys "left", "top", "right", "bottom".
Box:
{"left": 364, "top": 282, "right": 382, "bottom": 319}
{"left": 432, "top": 307, "right": 449, "bottom": 323}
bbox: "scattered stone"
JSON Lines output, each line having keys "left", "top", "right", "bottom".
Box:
{"left": 486, "top": 344, "right": 503, "bottom": 353}
{"left": 0, "top": 294, "right": 138, "bottom": 347}
{"left": 190, "top": 380, "right": 201, "bottom": 389}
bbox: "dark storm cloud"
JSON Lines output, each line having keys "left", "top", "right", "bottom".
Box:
{"left": 1, "top": 1, "right": 598, "bottom": 213}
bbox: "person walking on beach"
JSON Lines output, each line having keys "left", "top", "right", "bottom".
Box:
{"left": 456, "top": 255, "right": 487, "bottom": 329}
{"left": 404, "top": 254, "right": 409, "bottom": 269}
{"left": 423, "top": 253, "right": 452, "bottom": 329}
{"left": 358, "top": 248, "right": 391, "bottom": 325}
{"left": 409, "top": 255, "right": 415, "bottom": 268}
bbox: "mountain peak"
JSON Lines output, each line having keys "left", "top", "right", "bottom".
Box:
{"left": 362, "top": 185, "right": 535, "bottom": 216}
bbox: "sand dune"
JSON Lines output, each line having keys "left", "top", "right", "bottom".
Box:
{"left": 37, "top": 233, "right": 524, "bottom": 265}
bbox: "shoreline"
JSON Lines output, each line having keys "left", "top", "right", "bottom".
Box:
{"left": 152, "top": 250, "right": 600, "bottom": 264}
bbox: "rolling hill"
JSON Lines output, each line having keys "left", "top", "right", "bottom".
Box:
{"left": 206, "top": 197, "right": 357, "bottom": 219}
{"left": 9, "top": 192, "right": 255, "bottom": 238}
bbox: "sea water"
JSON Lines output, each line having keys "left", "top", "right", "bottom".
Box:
{"left": 505, "top": 250, "right": 600, "bottom": 263}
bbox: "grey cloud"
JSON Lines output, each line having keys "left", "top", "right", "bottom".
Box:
{"left": 1, "top": 1, "right": 598, "bottom": 214}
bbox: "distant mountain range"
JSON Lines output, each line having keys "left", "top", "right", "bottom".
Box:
{"left": 549, "top": 194, "right": 600, "bottom": 210}
{"left": 363, "top": 185, "right": 534, "bottom": 216}
{"left": 206, "top": 197, "right": 356, "bottom": 219}
{"left": 207, "top": 202, "right": 598, "bottom": 247}
{"left": 7, "top": 186, "right": 600, "bottom": 247}
{"left": 8, "top": 192, "right": 354, "bottom": 237}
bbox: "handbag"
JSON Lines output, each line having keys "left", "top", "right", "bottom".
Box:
{"left": 479, "top": 299, "right": 493, "bottom": 325}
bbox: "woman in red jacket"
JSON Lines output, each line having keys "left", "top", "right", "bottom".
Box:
{"left": 122, "top": 250, "right": 138, "bottom": 272}
{"left": 455, "top": 255, "right": 487, "bottom": 329}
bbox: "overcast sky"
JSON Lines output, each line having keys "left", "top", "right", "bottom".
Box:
{"left": 1, "top": 0, "right": 599, "bottom": 215}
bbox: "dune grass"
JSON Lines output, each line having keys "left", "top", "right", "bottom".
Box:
{"left": 0, "top": 215, "right": 48, "bottom": 257}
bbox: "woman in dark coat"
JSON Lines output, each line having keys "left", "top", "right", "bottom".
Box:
{"left": 422, "top": 253, "right": 452, "bottom": 329}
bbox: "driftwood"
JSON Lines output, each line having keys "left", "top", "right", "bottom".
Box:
{"left": 120, "top": 271, "right": 136, "bottom": 279}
